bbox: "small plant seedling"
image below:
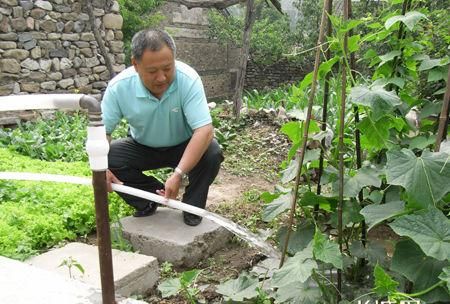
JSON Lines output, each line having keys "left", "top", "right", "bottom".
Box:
{"left": 58, "top": 256, "right": 85, "bottom": 279}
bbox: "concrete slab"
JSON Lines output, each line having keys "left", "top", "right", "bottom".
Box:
{"left": 27, "top": 242, "right": 159, "bottom": 297}
{"left": 0, "top": 256, "right": 146, "bottom": 304}
{"left": 120, "top": 208, "right": 232, "bottom": 267}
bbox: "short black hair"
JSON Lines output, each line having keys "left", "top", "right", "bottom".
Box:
{"left": 131, "top": 29, "right": 176, "bottom": 61}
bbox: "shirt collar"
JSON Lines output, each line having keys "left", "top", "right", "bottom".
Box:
{"left": 134, "top": 70, "right": 178, "bottom": 100}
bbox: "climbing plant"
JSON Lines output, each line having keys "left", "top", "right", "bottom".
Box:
{"left": 216, "top": 0, "right": 450, "bottom": 302}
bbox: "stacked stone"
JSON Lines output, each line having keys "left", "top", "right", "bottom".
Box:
{"left": 244, "top": 60, "right": 309, "bottom": 91}
{"left": 0, "top": 0, "right": 125, "bottom": 98}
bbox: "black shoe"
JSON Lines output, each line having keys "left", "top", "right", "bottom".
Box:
{"left": 183, "top": 212, "right": 202, "bottom": 226}
{"left": 133, "top": 202, "right": 158, "bottom": 217}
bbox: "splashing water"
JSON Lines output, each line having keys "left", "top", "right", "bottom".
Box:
{"left": 0, "top": 172, "right": 281, "bottom": 259}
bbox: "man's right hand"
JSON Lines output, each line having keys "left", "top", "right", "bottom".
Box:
{"left": 106, "top": 169, "right": 123, "bottom": 192}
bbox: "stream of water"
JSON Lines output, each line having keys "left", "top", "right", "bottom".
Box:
{"left": 0, "top": 172, "right": 281, "bottom": 259}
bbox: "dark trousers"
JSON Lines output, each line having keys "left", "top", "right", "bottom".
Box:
{"left": 108, "top": 137, "right": 223, "bottom": 211}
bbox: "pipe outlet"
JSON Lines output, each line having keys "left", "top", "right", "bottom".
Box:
{"left": 85, "top": 125, "right": 109, "bottom": 171}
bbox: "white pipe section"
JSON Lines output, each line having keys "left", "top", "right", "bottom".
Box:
{"left": 0, "top": 172, "right": 281, "bottom": 258}
{"left": 85, "top": 126, "right": 109, "bottom": 171}
{"left": 0, "top": 94, "right": 83, "bottom": 111}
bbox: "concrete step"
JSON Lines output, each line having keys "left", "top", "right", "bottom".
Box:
{"left": 0, "top": 256, "right": 146, "bottom": 304}
{"left": 27, "top": 242, "right": 159, "bottom": 297}
{"left": 120, "top": 207, "right": 232, "bottom": 267}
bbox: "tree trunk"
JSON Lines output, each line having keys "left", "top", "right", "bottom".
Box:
{"left": 233, "top": 0, "right": 256, "bottom": 119}
{"left": 86, "top": 0, "right": 115, "bottom": 80}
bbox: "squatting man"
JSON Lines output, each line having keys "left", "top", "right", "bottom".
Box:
{"left": 101, "top": 29, "right": 223, "bottom": 226}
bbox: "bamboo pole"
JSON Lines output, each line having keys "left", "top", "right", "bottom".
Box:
{"left": 434, "top": 66, "right": 450, "bottom": 152}
{"left": 279, "top": 0, "right": 330, "bottom": 268}
{"left": 348, "top": 0, "right": 366, "bottom": 250}
{"left": 316, "top": 0, "right": 333, "bottom": 203}
{"left": 337, "top": 0, "right": 350, "bottom": 300}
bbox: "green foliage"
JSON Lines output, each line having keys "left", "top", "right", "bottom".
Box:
{"left": 207, "top": 4, "right": 297, "bottom": 65}
{"left": 389, "top": 207, "right": 450, "bottom": 261}
{"left": 117, "top": 0, "right": 165, "bottom": 64}
{"left": 0, "top": 111, "right": 88, "bottom": 162}
{"left": 216, "top": 272, "right": 259, "bottom": 302}
{"left": 58, "top": 256, "right": 85, "bottom": 279}
{"left": 386, "top": 149, "right": 450, "bottom": 208}
{"left": 227, "top": 1, "right": 450, "bottom": 302}
{"left": 158, "top": 269, "right": 202, "bottom": 304}
{"left": 0, "top": 148, "right": 131, "bottom": 260}
{"left": 373, "top": 264, "right": 399, "bottom": 297}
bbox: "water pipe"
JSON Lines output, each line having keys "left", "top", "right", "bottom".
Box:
{"left": 0, "top": 172, "right": 281, "bottom": 259}
{"left": 0, "top": 94, "right": 116, "bottom": 304}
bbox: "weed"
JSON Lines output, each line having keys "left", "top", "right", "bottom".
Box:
{"left": 58, "top": 256, "right": 85, "bottom": 279}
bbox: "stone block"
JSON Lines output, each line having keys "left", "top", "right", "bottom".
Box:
{"left": 1, "top": 256, "right": 149, "bottom": 304}
{"left": 1, "top": 0, "right": 18, "bottom": 6}
{"left": 20, "top": 82, "right": 40, "bottom": 92}
{"left": 23, "top": 39, "right": 37, "bottom": 50}
{"left": 30, "top": 8, "right": 46, "bottom": 19}
{"left": 103, "top": 13, "right": 123, "bottom": 29}
{"left": 11, "top": 17, "right": 27, "bottom": 31}
{"left": 39, "top": 19, "right": 55, "bottom": 32}
{"left": 120, "top": 208, "right": 232, "bottom": 267}
{"left": 165, "top": 26, "right": 208, "bottom": 39}
{"left": 34, "top": 0, "right": 52, "bottom": 11}
{"left": 40, "top": 81, "right": 56, "bottom": 90}
{"left": 0, "top": 32, "right": 17, "bottom": 40}
{"left": 27, "top": 243, "right": 159, "bottom": 297}
{"left": 3, "top": 49, "right": 29, "bottom": 61}
{"left": 57, "top": 78, "right": 74, "bottom": 89}
{"left": 20, "top": 58, "right": 39, "bottom": 70}
{"left": 0, "top": 58, "right": 20, "bottom": 73}
{"left": 0, "top": 41, "right": 17, "bottom": 49}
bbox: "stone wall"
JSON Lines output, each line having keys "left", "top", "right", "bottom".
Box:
{"left": 245, "top": 59, "right": 310, "bottom": 91}
{"left": 153, "top": 2, "right": 240, "bottom": 101}
{"left": 0, "top": 0, "right": 125, "bottom": 103}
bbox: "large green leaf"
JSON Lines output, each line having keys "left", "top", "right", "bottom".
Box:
{"left": 299, "top": 191, "right": 333, "bottom": 212}
{"left": 216, "top": 272, "right": 259, "bottom": 301}
{"left": 373, "top": 264, "right": 399, "bottom": 297}
{"left": 360, "top": 200, "right": 405, "bottom": 231}
{"left": 276, "top": 222, "right": 315, "bottom": 255}
{"left": 349, "top": 241, "right": 389, "bottom": 268}
{"left": 419, "top": 56, "right": 449, "bottom": 71}
{"left": 389, "top": 208, "right": 450, "bottom": 261}
{"left": 385, "top": 11, "right": 427, "bottom": 31}
{"left": 391, "top": 239, "right": 450, "bottom": 303}
{"left": 263, "top": 193, "right": 291, "bottom": 222}
{"left": 273, "top": 280, "right": 322, "bottom": 304}
{"left": 180, "top": 269, "right": 201, "bottom": 285}
{"left": 357, "top": 116, "right": 392, "bottom": 150}
{"left": 378, "top": 50, "right": 401, "bottom": 67}
{"left": 386, "top": 149, "right": 450, "bottom": 208}
{"left": 271, "top": 243, "right": 317, "bottom": 287}
{"left": 313, "top": 230, "right": 343, "bottom": 269}
{"left": 350, "top": 85, "right": 402, "bottom": 121}
{"left": 158, "top": 278, "right": 182, "bottom": 298}
{"left": 281, "top": 149, "right": 321, "bottom": 183}
{"left": 342, "top": 166, "right": 383, "bottom": 197}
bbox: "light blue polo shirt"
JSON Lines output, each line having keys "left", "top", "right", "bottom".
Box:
{"left": 101, "top": 61, "right": 212, "bottom": 148}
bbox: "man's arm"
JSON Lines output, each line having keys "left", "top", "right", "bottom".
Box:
{"left": 161, "top": 123, "right": 214, "bottom": 199}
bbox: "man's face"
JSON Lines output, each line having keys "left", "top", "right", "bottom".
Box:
{"left": 132, "top": 45, "right": 175, "bottom": 99}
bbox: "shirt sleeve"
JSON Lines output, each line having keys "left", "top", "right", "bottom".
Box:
{"left": 101, "top": 85, "right": 123, "bottom": 135}
{"left": 181, "top": 76, "right": 212, "bottom": 130}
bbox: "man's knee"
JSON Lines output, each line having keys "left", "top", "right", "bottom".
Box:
{"left": 204, "top": 139, "right": 224, "bottom": 169}
{"left": 108, "top": 138, "right": 128, "bottom": 168}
